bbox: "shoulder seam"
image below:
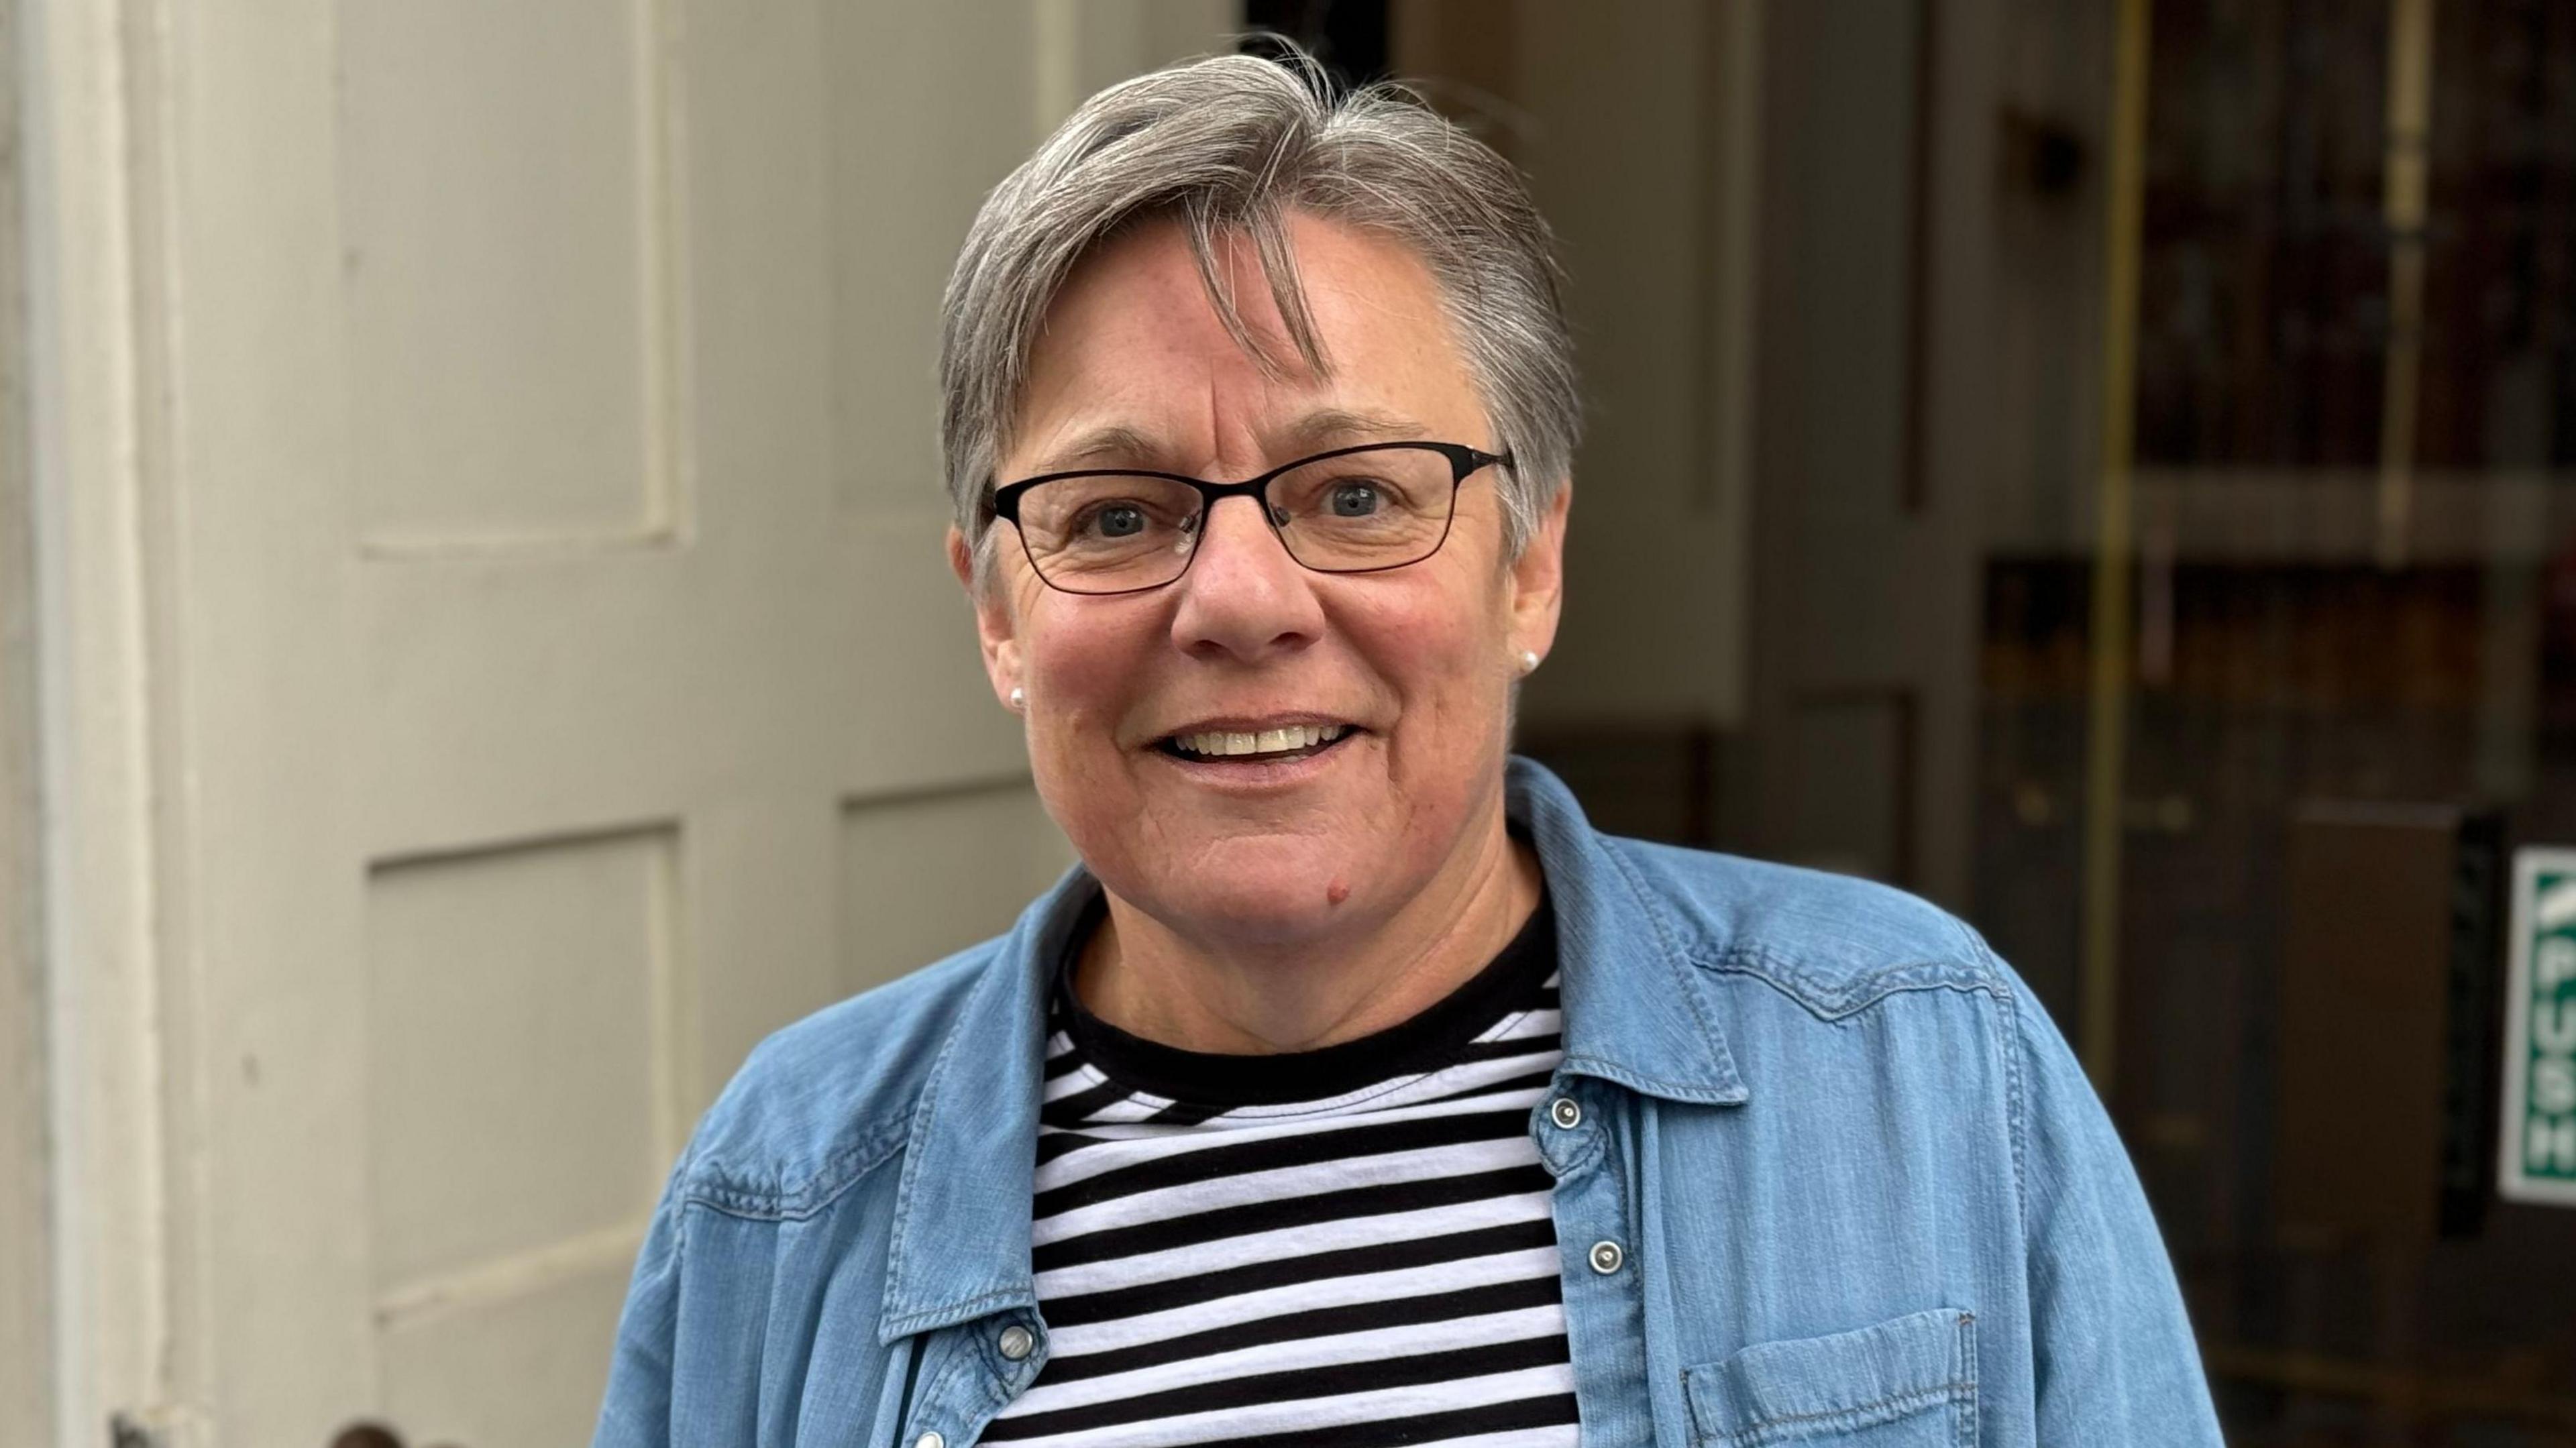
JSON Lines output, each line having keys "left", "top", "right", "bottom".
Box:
{"left": 1702, "top": 940, "right": 2001, "bottom": 1021}
{"left": 1701, "top": 948, "right": 2033, "bottom": 1237}
{"left": 676, "top": 1111, "right": 910, "bottom": 1222}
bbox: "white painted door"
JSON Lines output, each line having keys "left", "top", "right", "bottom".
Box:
{"left": 46, "top": 3, "right": 1228, "bottom": 1445}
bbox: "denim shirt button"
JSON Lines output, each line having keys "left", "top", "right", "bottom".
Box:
{"left": 998, "top": 1325, "right": 1036, "bottom": 1361}
{"left": 1587, "top": 1239, "right": 1625, "bottom": 1274}
{"left": 914, "top": 1434, "right": 944, "bottom": 1448}
{"left": 1548, "top": 1097, "right": 1582, "bottom": 1129}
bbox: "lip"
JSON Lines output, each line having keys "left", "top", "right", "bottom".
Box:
{"left": 1147, "top": 726, "right": 1363, "bottom": 789}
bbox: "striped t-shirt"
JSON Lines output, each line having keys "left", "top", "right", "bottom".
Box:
{"left": 983, "top": 893, "right": 1579, "bottom": 1448}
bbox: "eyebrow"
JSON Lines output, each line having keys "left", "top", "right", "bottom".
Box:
{"left": 1027, "top": 424, "right": 1165, "bottom": 476}
{"left": 1275, "top": 406, "right": 1432, "bottom": 455}
{"left": 1026, "top": 407, "right": 1433, "bottom": 478}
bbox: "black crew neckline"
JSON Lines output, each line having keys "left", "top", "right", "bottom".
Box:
{"left": 1052, "top": 887, "right": 1558, "bottom": 1109}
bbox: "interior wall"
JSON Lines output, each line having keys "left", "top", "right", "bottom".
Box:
{"left": 1505, "top": 0, "right": 1754, "bottom": 733}
{"left": 1392, "top": 0, "right": 1762, "bottom": 842}
{"left": 1725, "top": 0, "right": 1998, "bottom": 906}
{"left": 0, "top": 0, "right": 58, "bottom": 1435}
{"left": 1398, "top": 0, "right": 1988, "bottom": 891}
{"left": 1405, "top": 0, "right": 2085, "bottom": 921}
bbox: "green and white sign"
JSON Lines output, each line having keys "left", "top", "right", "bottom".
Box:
{"left": 2504, "top": 848, "right": 2576, "bottom": 1205}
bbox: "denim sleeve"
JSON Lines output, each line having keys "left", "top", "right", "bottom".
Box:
{"left": 2010, "top": 974, "right": 2227, "bottom": 1444}
{"left": 592, "top": 1173, "right": 685, "bottom": 1448}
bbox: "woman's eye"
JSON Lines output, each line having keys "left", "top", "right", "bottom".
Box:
{"left": 1088, "top": 504, "right": 1146, "bottom": 538}
{"left": 1329, "top": 483, "right": 1382, "bottom": 517}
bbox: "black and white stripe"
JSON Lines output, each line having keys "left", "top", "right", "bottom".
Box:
{"left": 987, "top": 914, "right": 1576, "bottom": 1448}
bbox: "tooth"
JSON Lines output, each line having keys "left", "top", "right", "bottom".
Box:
{"left": 1170, "top": 726, "right": 1356, "bottom": 758}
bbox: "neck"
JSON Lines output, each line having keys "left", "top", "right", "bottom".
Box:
{"left": 1073, "top": 800, "right": 1543, "bottom": 1055}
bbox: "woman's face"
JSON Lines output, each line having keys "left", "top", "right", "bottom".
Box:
{"left": 953, "top": 212, "right": 1568, "bottom": 945}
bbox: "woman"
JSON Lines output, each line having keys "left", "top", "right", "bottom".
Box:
{"left": 596, "top": 48, "right": 2222, "bottom": 1448}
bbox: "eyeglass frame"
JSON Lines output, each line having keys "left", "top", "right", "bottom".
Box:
{"left": 982, "top": 439, "right": 1516, "bottom": 596}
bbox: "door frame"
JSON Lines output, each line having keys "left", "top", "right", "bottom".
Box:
{"left": 17, "top": 0, "right": 186, "bottom": 1441}
{"left": 1, "top": 0, "right": 59, "bottom": 1439}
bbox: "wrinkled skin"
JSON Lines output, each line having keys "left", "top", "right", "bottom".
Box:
{"left": 949, "top": 211, "right": 1569, "bottom": 1054}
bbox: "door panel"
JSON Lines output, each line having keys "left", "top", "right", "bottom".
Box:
{"left": 337, "top": 0, "right": 678, "bottom": 550}
{"left": 378, "top": 1272, "right": 635, "bottom": 1448}
{"left": 839, "top": 783, "right": 1076, "bottom": 997}
{"left": 364, "top": 830, "right": 682, "bottom": 1296}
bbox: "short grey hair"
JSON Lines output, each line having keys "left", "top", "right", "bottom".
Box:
{"left": 938, "top": 44, "right": 1579, "bottom": 571}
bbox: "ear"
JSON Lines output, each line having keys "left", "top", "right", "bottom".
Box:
{"left": 949, "top": 525, "right": 1024, "bottom": 709}
{"left": 1506, "top": 481, "right": 1570, "bottom": 665}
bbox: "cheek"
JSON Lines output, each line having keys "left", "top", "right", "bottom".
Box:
{"left": 1343, "top": 577, "right": 1515, "bottom": 733}
{"left": 1022, "top": 603, "right": 1158, "bottom": 757}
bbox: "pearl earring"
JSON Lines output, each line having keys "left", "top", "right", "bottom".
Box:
{"left": 1008, "top": 686, "right": 1025, "bottom": 711}
{"left": 1517, "top": 650, "right": 1540, "bottom": 675}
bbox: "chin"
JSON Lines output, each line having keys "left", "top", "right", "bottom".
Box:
{"left": 1113, "top": 838, "right": 1382, "bottom": 942}
{"left": 1161, "top": 884, "right": 1355, "bottom": 946}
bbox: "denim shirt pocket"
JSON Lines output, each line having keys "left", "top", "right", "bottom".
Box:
{"left": 1682, "top": 1307, "right": 1978, "bottom": 1447}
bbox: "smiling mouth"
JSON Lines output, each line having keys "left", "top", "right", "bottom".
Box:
{"left": 1157, "top": 723, "right": 1356, "bottom": 764}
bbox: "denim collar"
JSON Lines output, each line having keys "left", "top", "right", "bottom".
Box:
{"left": 877, "top": 755, "right": 1749, "bottom": 1343}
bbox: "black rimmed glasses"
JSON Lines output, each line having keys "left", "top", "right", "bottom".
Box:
{"left": 986, "top": 441, "right": 1513, "bottom": 596}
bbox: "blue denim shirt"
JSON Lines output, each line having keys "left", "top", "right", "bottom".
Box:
{"left": 594, "top": 757, "right": 2224, "bottom": 1447}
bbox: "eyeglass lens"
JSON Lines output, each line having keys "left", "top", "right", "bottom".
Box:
{"left": 1012, "top": 445, "right": 1458, "bottom": 594}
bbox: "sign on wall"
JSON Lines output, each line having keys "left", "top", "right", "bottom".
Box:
{"left": 2504, "top": 848, "right": 2576, "bottom": 1205}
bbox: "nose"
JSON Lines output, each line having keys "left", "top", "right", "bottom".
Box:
{"left": 1168, "top": 494, "right": 1324, "bottom": 663}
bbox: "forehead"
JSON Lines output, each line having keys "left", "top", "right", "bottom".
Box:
{"left": 1007, "top": 212, "right": 1487, "bottom": 474}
